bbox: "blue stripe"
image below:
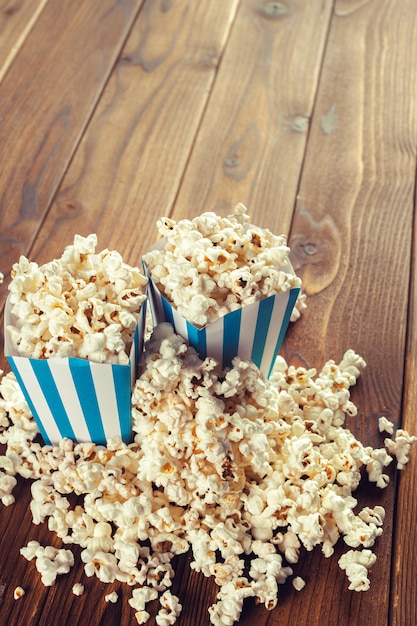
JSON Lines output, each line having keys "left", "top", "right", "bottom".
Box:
{"left": 186, "top": 321, "right": 207, "bottom": 359}
{"left": 251, "top": 296, "right": 275, "bottom": 370}
{"left": 69, "top": 359, "right": 106, "bottom": 444}
{"left": 199, "top": 326, "right": 207, "bottom": 359}
{"left": 161, "top": 295, "right": 175, "bottom": 328}
{"left": 112, "top": 365, "right": 132, "bottom": 443}
{"left": 267, "top": 288, "right": 300, "bottom": 378}
{"left": 7, "top": 357, "right": 52, "bottom": 445}
{"left": 134, "top": 316, "right": 140, "bottom": 357}
{"left": 222, "top": 308, "right": 242, "bottom": 370}
{"left": 31, "top": 360, "right": 76, "bottom": 441}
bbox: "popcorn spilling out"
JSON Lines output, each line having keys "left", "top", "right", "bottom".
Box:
{"left": 6, "top": 234, "right": 147, "bottom": 364}
{"left": 0, "top": 323, "right": 415, "bottom": 625}
{"left": 143, "top": 204, "right": 306, "bottom": 327}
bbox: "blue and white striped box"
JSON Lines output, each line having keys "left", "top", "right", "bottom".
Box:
{"left": 144, "top": 269, "right": 299, "bottom": 379}
{"left": 4, "top": 298, "right": 146, "bottom": 446}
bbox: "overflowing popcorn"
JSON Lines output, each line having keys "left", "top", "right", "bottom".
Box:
{"left": 143, "top": 204, "right": 305, "bottom": 326}
{"left": 6, "top": 234, "right": 147, "bottom": 364}
{"left": 0, "top": 324, "right": 415, "bottom": 625}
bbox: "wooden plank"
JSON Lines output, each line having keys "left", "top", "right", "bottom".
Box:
{"left": 0, "top": 0, "right": 144, "bottom": 303}
{"left": 171, "top": 0, "right": 334, "bottom": 234}
{"left": 390, "top": 217, "right": 417, "bottom": 624}
{"left": 0, "top": 0, "right": 48, "bottom": 84}
{"left": 0, "top": 2, "right": 240, "bottom": 625}
{"left": 26, "top": 0, "right": 240, "bottom": 276}
{"left": 0, "top": 1, "right": 336, "bottom": 625}
{"left": 280, "top": 0, "right": 417, "bottom": 625}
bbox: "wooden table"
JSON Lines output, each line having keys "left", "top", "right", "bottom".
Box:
{"left": 0, "top": 1, "right": 416, "bottom": 625}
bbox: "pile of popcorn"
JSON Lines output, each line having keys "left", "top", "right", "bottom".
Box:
{"left": 143, "top": 204, "right": 306, "bottom": 326}
{"left": 6, "top": 235, "right": 147, "bottom": 364}
{"left": 0, "top": 323, "right": 415, "bottom": 625}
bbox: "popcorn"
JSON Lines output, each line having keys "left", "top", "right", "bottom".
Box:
{"left": 7, "top": 234, "right": 147, "bottom": 364}
{"left": 338, "top": 549, "right": 377, "bottom": 591}
{"left": 378, "top": 416, "right": 395, "bottom": 435}
{"left": 0, "top": 472, "right": 17, "bottom": 506}
{"left": 385, "top": 429, "right": 417, "bottom": 469}
{"left": 4, "top": 235, "right": 148, "bottom": 445}
{"left": 156, "top": 591, "right": 182, "bottom": 626}
{"left": 20, "top": 540, "right": 74, "bottom": 586}
{"left": 0, "top": 326, "right": 415, "bottom": 625}
{"left": 13, "top": 586, "right": 25, "bottom": 600}
{"left": 144, "top": 204, "right": 301, "bottom": 326}
{"left": 292, "top": 576, "right": 306, "bottom": 591}
{"left": 81, "top": 549, "right": 120, "bottom": 584}
{"left": 72, "top": 582, "right": 85, "bottom": 596}
{"left": 105, "top": 590, "right": 119, "bottom": 603}
{"left": 129, "top": 586, "right": 158, "bottom": 623}
{"left": 143, "top": 205, "right": 303, "bottom": 377}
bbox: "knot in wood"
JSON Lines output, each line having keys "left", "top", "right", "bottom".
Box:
{"left": 303, "top": 243, "right": 317, "bottom": 256}
{"left": 259, "top": 2, "right": 288, "bottom": 19}
{"left": 63, "top": 199, "right": 81, "bottom": 212}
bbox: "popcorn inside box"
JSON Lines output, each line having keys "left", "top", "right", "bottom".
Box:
{"left": 142, "top": 204, "right": 303, "bottom": 379}
{"left": 3, "top": 234, "right": 148, "bottom": 446}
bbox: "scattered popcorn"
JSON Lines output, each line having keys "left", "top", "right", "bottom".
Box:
{"left": 156, "top": 590, "right": 182, "bottom": 625}
{"left": 143, "top": 204, "right": 304, "bottom": 326}
{"left": 385, "top": 429, "right": 417, "bottom": 469}
{"left": 13, "top": 586, "right": 25, "bottom": 600}
{"left": 338, "top": 549, "right": 377, "bottom": 591}
{"left": 6, "top": 234, "right": 147, "bottom": 364}
{"left": 105, "top": 590, "right": 119, "bottom": 603}
{"left": 292, "top": 576, "right": 306, "bottom": 591}
{"left": 0, "top": 324, "right": 415, "bottom": 625}
{"left": 20, "top": 540, "right": 74, "bottom": 586}
{"left": 0, "top": 472, "right": 17, "bottom": 506}
{"left": 129, "top": 586, "right": 158, "bottom": 623}
{"left": 72, "top": 582, "right": 85, "bottom": 596}
{"left": 378, "top": 416, "right": 394, "bottom": 435}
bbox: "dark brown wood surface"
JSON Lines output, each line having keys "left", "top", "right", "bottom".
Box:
{"left": 1, "top": 1, "right": 416, "bottom": 625}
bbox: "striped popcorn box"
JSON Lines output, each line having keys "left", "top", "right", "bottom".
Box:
{"left": 144, "top": 266, "right": 299, "bottom": 379}
{"left": 4, "top": 297, "right": 146, "bottom": 446}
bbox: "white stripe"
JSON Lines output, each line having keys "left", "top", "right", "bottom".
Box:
{"left": 89, "top": 363, "right": 121, "bottom": 441}
{"left": 130, "top": 335, "right": 136, "bottom": 388}
{"left": 49, "top": 360, "right": 91, "bottom": 442}
{"left": 171, "top": 306, "right": 188, "bottom": 340}
{"left": 238, "top": 302, "right": 259, "bottom": 361}
{"left": 205, "top": 317, "right": 225, "bottom": 367}
{"left": 259, "top": 292, "right": 289, "bottom": 375}
{"left": 12, "top": 357, "right": 62, "bottom": 444}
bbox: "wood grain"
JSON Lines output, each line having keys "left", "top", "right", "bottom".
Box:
{"left": 390, "top": 202, "right": 417, "bottom": 625}
{"left": 0, "top": 2, "right": 239, "bottom": 625}
{"left": 0, "top": 0, "right": 144, "bottom": 305}
{"left": 1, "top": 0, "right": 417, "bottom": 624}
{"left": 28, "top": 0, "right": 240, "bottom": 272}
{"left": 284, "top": 0, "right": 417, "bottom": 624}
{"left": 0, "top": 0, "right": 48, "bottom": 84}
{"left": 171, "top": 0, "right": 334, "bottom": 234}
